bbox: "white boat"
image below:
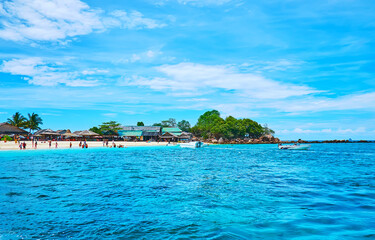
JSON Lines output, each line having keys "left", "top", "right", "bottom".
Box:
{"left": 179, "top": 141, "right": 206, "bottom": 149}
{"left": 278, "top": 144, "right": 310, "bottom": 150}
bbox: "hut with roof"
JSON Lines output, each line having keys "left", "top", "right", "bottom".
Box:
{"left": 0, "top": 123, "right": 28, "bottom": 138}
{"left": 57, "top": 129, "right": 81, "bottom": 140}
{"left": 118, "top": 126, "right": 161, "bottom": 141}
{"left": 160, "top": 127, "right": 187, "bottom": 142}
{"left": 73, "top": 130, "right": 100, "bottom": 140}
{"left": 178, "top": 132, "right": 192, "bottom": 142}
{"left": 33, "top": 129, "right": 60, "bottom": 140}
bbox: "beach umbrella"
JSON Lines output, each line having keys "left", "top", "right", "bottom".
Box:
{"left": 0, "top": 123, "right": 28, "bottom": 135}
{"left": 62, "top": 132, "right": 80, "bottom": 138}
{"left": 78, "top": 130, "right": 100, "bottom": 137}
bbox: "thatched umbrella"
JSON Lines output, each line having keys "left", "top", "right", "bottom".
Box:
{"left": 62, "top": 132, "right": 80, "bottom": 138}
{"left": 33, "top": 129, "right": 60, "bottom": 140}
{"left": 77, "top": 130, "right": 100, "bottom": 137}
{"left": 0, "top": 123, "right": 28, "bottom": 135}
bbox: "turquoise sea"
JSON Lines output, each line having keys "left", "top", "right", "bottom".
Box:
{"left": 1, "top": 143, "right": 375, "bottom": 239}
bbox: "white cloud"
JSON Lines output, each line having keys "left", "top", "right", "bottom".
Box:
{"left": 268, "top": 92, "right": 375, "bottom": 112}
{"left": 337, "top": 127, "right": 366, "bottom": 134}
{"left": 125, "top": 62, "right": 318, "bottom": 99}
{"left": 115, "top": 50, "right": 163, "bottom": 64}
{"left": 157, "top": 0, "right": 232, "bottom": 6}
{"left": 279, "top": 128, "right": 366, "bottom": 134}
{"left": 0, "top": 0, "right": 165, "bottom": 42}
{"left": 109, "top": 10, "right": 166, "bottom": 29}
{"left": 41, "top": 112, "right": 61, "bottom": 116}
{"left": 240, "top": 59, "right": 304, "bottom": 72}
{"left": 0, "top": 57, "right": 100, "bottom": 87}
{"left": 81, "top": 68, "right": 109, "bottom": 75}
{"left": 102, "top": 113, "right": 118, "bottom": 117}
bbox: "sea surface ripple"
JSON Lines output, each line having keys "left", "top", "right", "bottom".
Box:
{"left": 1, "top": 143, "right": 375, "bottom": 239}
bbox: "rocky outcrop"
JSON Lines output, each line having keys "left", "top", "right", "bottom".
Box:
{"left": 203, "top": 135, "right": 282, "bottom": 144}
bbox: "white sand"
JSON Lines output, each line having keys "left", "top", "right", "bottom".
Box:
{"left": 0, "top": 140, "right": 170, "bottom": 150}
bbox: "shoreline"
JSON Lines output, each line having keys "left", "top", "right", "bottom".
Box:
{"left": 0, "top": 140, "right": 374, "bottom": 151}
{"left": 0, "top": 141, "right": 170, "bottom": 151}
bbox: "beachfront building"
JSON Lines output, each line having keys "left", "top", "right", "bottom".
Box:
{"left": 118, "top": 126, "right": 161, "bottom": 141}
{"left": 162, "top": 127, "right": 182, "bottom": 136}
{"left": 160, "top": 127, "right": 192, "bottom": 142}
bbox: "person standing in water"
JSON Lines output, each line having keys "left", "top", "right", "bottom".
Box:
{"left": 35, "top": 141, "right": 37, "bottom": 149}
{"left": 55, "top": 142, "right": 58, "bottom": 148}
{"left": 70, "top": 142, "right": 72, "bottom": 148}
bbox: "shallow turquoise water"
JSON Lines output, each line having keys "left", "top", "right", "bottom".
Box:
{"left": 1, "top": 143, "right": 375, "bottom": 239}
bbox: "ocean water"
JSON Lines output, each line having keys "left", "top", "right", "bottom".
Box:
{"left": 0, "top": 143, "right": 375, "bottom": 239}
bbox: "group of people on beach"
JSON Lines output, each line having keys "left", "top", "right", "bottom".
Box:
{"left": 19, "top": 141, "right": 39, "bottom": 149}
{"left": 102, "top": 140, "right": 124, "bottom": 148}
{"left": 19, "top": 142, "right": 27, "bottom": 150}
{"left": 16, "top": 140, "right": 87, "bottom": 150}
{"left": 14, "top": 139, "right": 130, "bottom": 150}
{"left": 79, "top": 141, "right": 89, "bottom": 148}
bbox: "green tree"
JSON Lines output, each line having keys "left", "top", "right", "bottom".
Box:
{"left": 192, "top": 110, "right": 224, "bottom": 139}
{"left": 177, "top": 120, "right": 191, "bottom": 132}
{"left": 89, "top": 126, "right": 102, "bottom": 135}
{"left": 161, "top": 118, "right": 177, "bottom": 127}
{"left": 25, "top": 113, "right": 43, "bottom": 133}
{"left": 262, "top": 124, "right": 275, "bottom": 136}
{"left": 137, "top": 121, "right": 145, "bottom": 126}
{"left": 7, "top": 112, "right": 27, "bottom": 128}
{"left": 240, "top": 118, "right": 264, "bottom": 139}
{"left": 191, "top": 110, "right": 268, "bottom": 140}
{"left": 153, "top": 118, "right": 177, "bottom": 127}
{"left": 99, "top": 121, "right": 122, "bottom": 135}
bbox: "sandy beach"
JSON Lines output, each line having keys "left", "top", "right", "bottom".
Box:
{"left": 0, "top": 141, "right": 170, "bottom": 150}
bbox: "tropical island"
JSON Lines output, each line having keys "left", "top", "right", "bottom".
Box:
{"left": 0, "top": 110, "right": 371, "bottom": 150}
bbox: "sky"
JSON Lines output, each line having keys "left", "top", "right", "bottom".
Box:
{"left": 0, "top": 0, "right": 374, "bottom": 140}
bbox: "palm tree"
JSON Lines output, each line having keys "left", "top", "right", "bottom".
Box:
{"left": 26, "top": 113, "right": 43, "bottom": 133}
{"left": 7, "top": 112, "right": 27, "bottom": 128}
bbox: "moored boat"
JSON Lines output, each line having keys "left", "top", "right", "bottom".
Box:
{"left": 179, "top": 141, "right": 206, "bottom": 149}
{"left": 278, "top": 143, "right": 310, "bottom": 150}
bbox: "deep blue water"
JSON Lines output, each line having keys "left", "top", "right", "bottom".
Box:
{"left": 1, "top": 143, "right": 375, "bottom": 239}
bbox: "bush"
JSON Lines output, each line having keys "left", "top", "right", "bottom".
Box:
{"left": 1, "top": 135, "right": 12, "bottom": 141}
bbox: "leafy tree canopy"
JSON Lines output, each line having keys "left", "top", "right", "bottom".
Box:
{"left": 177, "top": 120, "right": 191, "bottom": 132}
{"left": 153, "top": 118, "right": 177, "bottom": 127}
{"left": 26, "top": 113, "right": 43, "bottom": 133}
{"left": 90, "top": 121, "right": 122, "bottom": 135}
{"left": 137, "top": 121, "right": 145, "bottom": 126}
{"left": 191, "top": 110, "right": 274, "bottom": 139}
{"left": 89, "top": 126, "right": 102, "bottom": 135}
{"left": 7, "top": 112, "right": 27, "bottom": 128}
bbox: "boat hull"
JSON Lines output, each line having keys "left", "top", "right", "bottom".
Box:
{"left": 180, "top": 141, "right": 205, "bottom": 149}
{"left": 279, "top": 144, "right": 310, "bottom": 150}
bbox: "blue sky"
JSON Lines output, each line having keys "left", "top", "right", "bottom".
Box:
{"left": 0, "top": 0, "right": 374, "bottom": 140}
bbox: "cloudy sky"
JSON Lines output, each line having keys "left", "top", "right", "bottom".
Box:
{"left": 0, "top": 0, "right": 374, "bottom": 140}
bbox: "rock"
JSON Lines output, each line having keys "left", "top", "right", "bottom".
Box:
{"left": 211, "top": 139, "right": 218, "bottom": 144}
{"left": 218, "top": 137, "right": 224, "bottom": 144}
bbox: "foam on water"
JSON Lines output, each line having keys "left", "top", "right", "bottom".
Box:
{"left": 1, "top": 143, "right": 375, "bottom": 239}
